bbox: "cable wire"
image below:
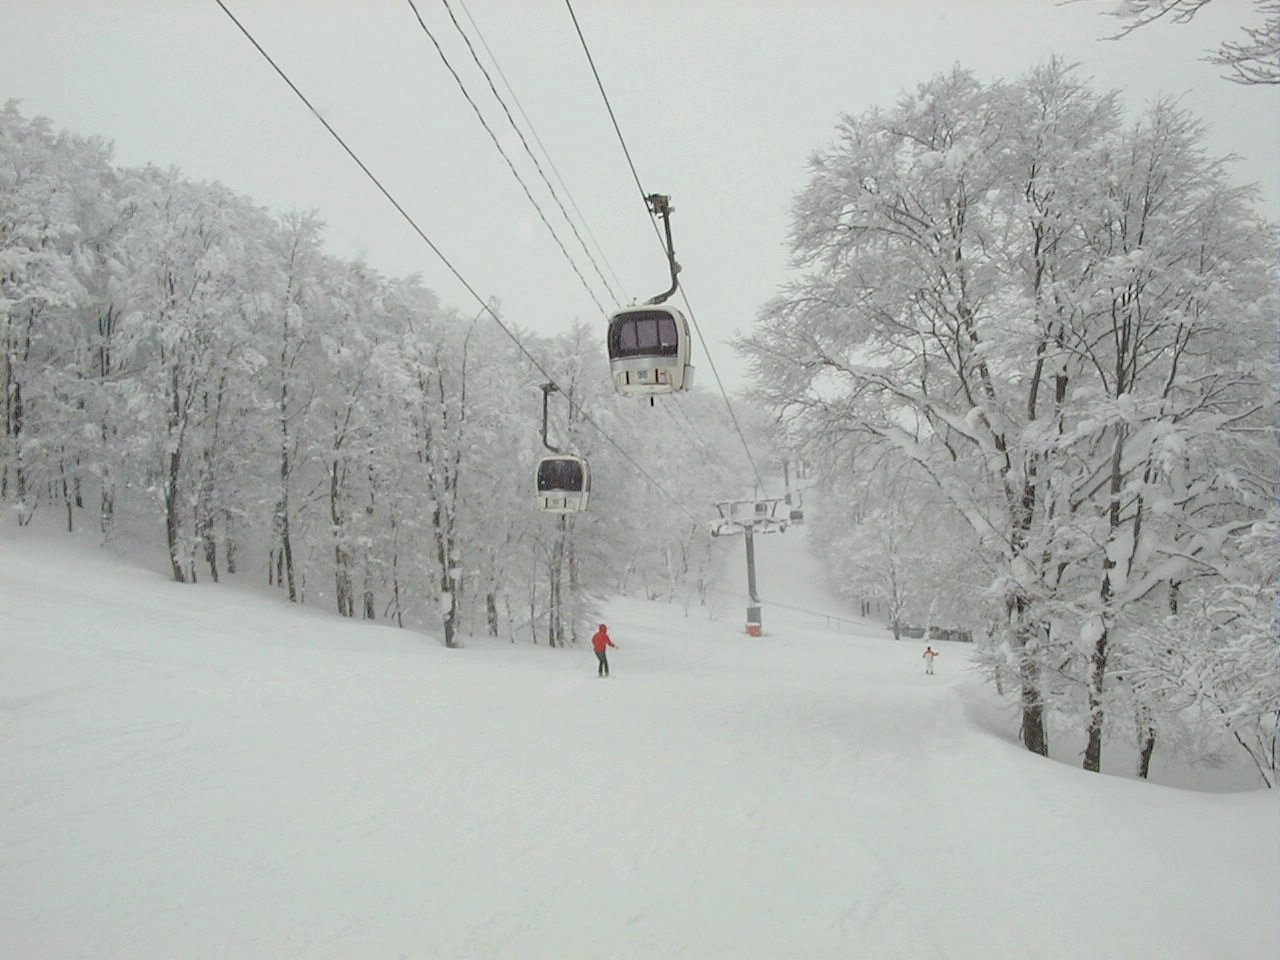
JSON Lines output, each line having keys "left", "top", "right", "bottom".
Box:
{"left": 403, "top": 0, "right": 610, "bottom": 316}
{"left": 562, "top": 0, "right": 651, "bottom": 230}
{"left": 456, "top": 0, "right": 628, "bottom": 300}
{"left": 439, "top": 0, "right": 623, "bottom": 307}
{"left": 214, "top": 0, "right": 702, "bottom": 527}
{"left": 659, "top": 396, "right": 739, "bottom": 492}
{"left": 673, "top": 284, "right": 768, "bottom": 492}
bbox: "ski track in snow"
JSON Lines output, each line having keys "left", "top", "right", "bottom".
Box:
{"left": 1, "top": 521, "right": 1276, "bottom": 960}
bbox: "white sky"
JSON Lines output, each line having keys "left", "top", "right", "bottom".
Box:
{"left": 5, "top": 0, "right": 1277, "bottom": 391}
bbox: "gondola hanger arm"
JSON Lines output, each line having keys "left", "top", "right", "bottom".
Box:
{"left": 540, "top": 382, "right": 563, "bottom": 453}
{"left": 644, "top": 193, "right": 681, "bottom": 305}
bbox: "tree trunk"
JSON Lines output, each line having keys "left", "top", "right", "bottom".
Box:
{"left": 1137, "top": 716, "right": 1157, "bottom": 780}
{"left": 547, "top": 549, "right": 562, "bottom": 648}
{"left": 100, "top": 483, "right": 114, "bottom": 536}
{"left": 96, "top": 307, "right": 117, "bottom": 537}
{"left": 331, "top": 461, "right": 353, "bottom": 617}
{"left": 334, "top": 546, "right": 353, "bottom": 617}
{"left": 163, "top": 361, "right": 192, "bottom": 583}
{"left": 486, "top": 591, "right": 499, "bottom": 637}
{"left": 3, "top": 355, "right": 27, "bottom": 509}
{"left": 1086, "top": 431, "right": 1127, "bottom": 773}
{"left": 164, "top": 445, "right": 187, "bottom": 583}
{"left": 547, "top": 515, "right": 566, "bottom": 647}
{"left": 433, "top": 503, "right": 459, "bottom": 647}
{"left": 278, "top": 460, "right": 297, "bottom": 602}
{"left": 59, "top": 454, "right": 74, "bottom": 533}
{"left": 277, "top": 306, "right": 298, "bottom": 600}
{"left": 1019, "top": 659, "right": 1048, "bottom": 756}
{"left": 223, "top": 508, "right": 238, "bottom": 575}
{"left": 197, "top": 447, "right": 218, "bottom": 583}
{"left": 387, "top": 514, "right": 404, "bottom": 628}
{"left": 567, "top": 524, "right": 580, "bottom": 646}
{"left": 1083, "top": 625, "right": 1108, "bottom": 773}
{"left": 1011, "top": 596, "right": 1048, "bottom": 756}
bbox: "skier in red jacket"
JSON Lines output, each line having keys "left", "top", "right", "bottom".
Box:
{"left": 592, "top": 623, "right": 617, "bottom": 677}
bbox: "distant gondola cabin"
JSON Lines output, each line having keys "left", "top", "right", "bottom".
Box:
{"left": 606, "top": 305, "right": 694, "bottom": 397}
{"left": 535, "top": 455, "right": 590, "bottom": 513}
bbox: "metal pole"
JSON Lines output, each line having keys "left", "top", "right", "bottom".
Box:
{"left": 644, "top": 193, "right": 681, "bottom": 305}
{"left": 744, "top": 524, "right": 761, "bottom": 635}
{"left": 540, "top": 382, "right": 561, "bottom": 453}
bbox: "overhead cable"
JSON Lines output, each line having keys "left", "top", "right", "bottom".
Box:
{"left": 439, "top": 0, "right": 623, "bottom": 307}
{"left": 403, "top": 0, "right": 611, "bottom": 316}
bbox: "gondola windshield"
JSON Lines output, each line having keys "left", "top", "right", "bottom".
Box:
{"left": 537, "top": 457, "right": 585, "bottom": 492}
{"left": 609, "top": 310, "right": 681, "bottom": 359}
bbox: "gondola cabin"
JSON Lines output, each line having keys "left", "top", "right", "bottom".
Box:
{"left": 607, "top": 305, "right": 694, "bottom": 397}
{"left": 787, "top": 493, "right": 804, "bottom": 525}
{"left": 535, "top": 455, "right": 590, "bottom": 513}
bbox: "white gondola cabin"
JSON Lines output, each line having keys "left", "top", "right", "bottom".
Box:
{"left": 607, "top": 305, "right": 694, "bottom": 397}
{"left": 787, "top": 490, "right": 805, "bottom": 525}
{"left": 535, "top": 455, "right": 590, "bottom": 513}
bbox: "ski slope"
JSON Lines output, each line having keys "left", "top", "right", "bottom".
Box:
{"left": 2, "top": 528, "right": 1275, "bottom": 960}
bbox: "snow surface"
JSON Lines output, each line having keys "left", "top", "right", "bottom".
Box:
{"left": 2, "top": 522, "right": 1276, "bottom": 960}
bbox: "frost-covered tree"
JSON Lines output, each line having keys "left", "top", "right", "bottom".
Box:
{"left": 0, "top": 102, "right": 744, "bottom": 652}
{"left": 255, "top": 211, "right": 327, "bottom": 602}
{"left": 1121, "top": 520, "right": 1279, "bottom": 784}
{"left": 739, "top": 61, "right": 1278, "bottom": 772}
{"left": 0, "top": 102, "right": 116, "bottom": 525}
{"left": 813, "top": 456, "right": 989, "bottom": 640}
{"left": 1039, "top": 96, "right": 1279, "bottom": 772}
{"left": 114, "top": 168, "right": 264, "bottom": 583}
{"left": 1098, "top": 0, "right": 1280, "bottom": 85}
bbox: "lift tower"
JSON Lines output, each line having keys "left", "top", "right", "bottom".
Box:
{"left": 710, "top": 498, "right": 788, "bottom": 635}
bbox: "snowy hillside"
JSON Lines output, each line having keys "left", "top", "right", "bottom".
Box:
{"left": 2, "top": 527, "right": 1276, "bottom": 960}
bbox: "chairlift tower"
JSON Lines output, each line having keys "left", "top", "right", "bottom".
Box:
{"left": 710, "top": 497, "right": 788, "bottom": 635}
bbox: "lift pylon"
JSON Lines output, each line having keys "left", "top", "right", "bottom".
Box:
{"left": 710, "top": 497, "right": 788, "bottom": 635}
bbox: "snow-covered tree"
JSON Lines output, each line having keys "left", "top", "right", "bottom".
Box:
{"left": 253, "top": 211, "right": 327, "bottom": 602}
{"left": 0, "top": 102, "right": 115, "bottom": 525}
{"left": 813, "top": 456, "right": 989, "bottom": 640}
{"left": 739, "top": 61, "right": 1278, "bottom": 772}
{"left": 113, "top": 168, "right": 264, "bottom": 583}
{"left": 1099, "top": 0, "right": 1280, "bottom": 85}
{"left": 0, "top": 102, "right": 744, "bottom": 653}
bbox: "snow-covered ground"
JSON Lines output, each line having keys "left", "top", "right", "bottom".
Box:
{"left": 2, "top": 521, "right": 1276, "bottom": 959}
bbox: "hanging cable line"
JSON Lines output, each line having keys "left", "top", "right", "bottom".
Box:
{"left": 456, "top": 0, "right": 628, "bottom": 302}
{"left": 657, "top": 397, "right": 705, "bottom": 463}
{"left": 673, "top": 283, "right": 768, "bottom": 492}
{"left": 664, "top": 394, "right": 727, "bottom": 476}
{"left": 658, "top": 396, "right": 740, "bottom": 492}
{"left": 437, "top": 0, "right": 622, "bottom": 307}
{"left": 402, "top": 0, "right": 611, "bottom": 316}
{"left": 562, "top": 0, "right": 652, "bottom": 238}
{"left": 214, "top": 0, "right": 701, "bottom": 527}
{"left": 563, "top": 0, "right": 768, "bottom": 494}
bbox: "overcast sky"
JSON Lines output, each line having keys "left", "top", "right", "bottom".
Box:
{"left": 5, "top": 0, "right": 1277, "bottom": 391}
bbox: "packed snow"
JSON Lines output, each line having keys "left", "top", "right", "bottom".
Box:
{"left": 2, "top": 519, "right": 1275, "bottom": 959}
